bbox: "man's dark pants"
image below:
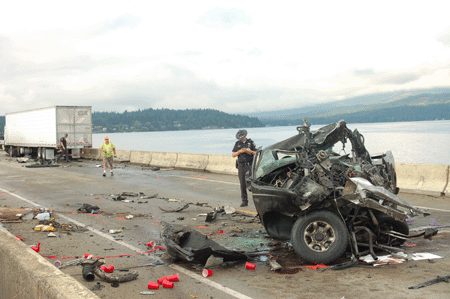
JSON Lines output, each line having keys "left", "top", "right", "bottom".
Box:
{"left": 57, "top": 148, "right": 69, "bottom": 162}
{"left": 238, "top": 164, "right": 252, "bottom": 203}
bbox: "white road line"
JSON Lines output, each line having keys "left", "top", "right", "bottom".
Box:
{"left": 416, "top": 206, "right": 450, "bottom": 213}
{"left": 0, "top": 186, "right": 254, "bottom": 299}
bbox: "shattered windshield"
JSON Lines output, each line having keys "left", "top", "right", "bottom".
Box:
{"left": 255, "top": 150, "right": 297, "bottom": 179}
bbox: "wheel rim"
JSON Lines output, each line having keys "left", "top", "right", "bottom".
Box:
{"left": 303, "top": 220, "right": 336, "bottom": 252}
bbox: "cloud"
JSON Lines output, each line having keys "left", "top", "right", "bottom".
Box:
{"left": 377, "top": 73, "right": 421, "bottom": 85}
{"left": 196, "top": 7, "right": 252, "bottom": 29}
{"left": 436, "top": 26, "right": 450, "bottom": 47}
{"left": 353, "top": 68, "right": 375, "bottom": 76}
{"left": 248, "top": 47, "right": 262, "bottom": 57}
{"left": 89, "top": 13, "right": 142, "bottom": 36}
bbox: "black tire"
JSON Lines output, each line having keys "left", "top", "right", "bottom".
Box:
{"left": 291, "top": 210, "right": 348, "bottom": 264}
{"left": 376, "top": 215, "right": 409, "bottom": 246}
{"left": 11, "top": 147, "right": 19, "bottom": 157}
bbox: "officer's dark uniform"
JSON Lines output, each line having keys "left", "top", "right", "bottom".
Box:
{"left": 57, "top": 135, "right": 69, "bottom": 163}
{"left": 232, "top": 132, "right": 256, "bottom": 206}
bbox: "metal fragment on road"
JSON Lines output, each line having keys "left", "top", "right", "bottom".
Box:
{"left": 409, "top": 275, "right": 450, "bottom": 289}
{"left": 159, "top": 204, "right": 190, "bottom": 213}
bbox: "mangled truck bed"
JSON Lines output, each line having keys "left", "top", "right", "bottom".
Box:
{"left": 248, "top": 119, "right": 432, "bottom": 264}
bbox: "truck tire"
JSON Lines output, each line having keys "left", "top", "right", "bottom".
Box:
{"left": 10, "top": 147, "right": 19, "bottom": 157}
{"left": 291, "top": 210, "right": 348, "bottom": 264}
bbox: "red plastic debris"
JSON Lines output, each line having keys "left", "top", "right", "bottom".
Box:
{"left": 162, "top": 280, "right": 174, "bottom": 288}
{"left": 31, "top": 243, "right": 40, "bottom": 253}
{"left": 16, "top": 235, "right": 23, "bottom": 241}
{"left": 168, "top": 273, "right": 179, "bottom": 282}
{"left": 305, "top": 264, "right": 329, "bottom": 270}
{"left": 157, "top": 276, "right": 168, "bottom": 285}
{"left": 147, "top": 281, "right": 159, "bottom": 289}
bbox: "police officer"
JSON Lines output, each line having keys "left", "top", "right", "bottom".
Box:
{"left": 56, "top": 133, "right": 69, "bottom": 163}
{"left": 232, "top": 129, "right": 256, "bottom": 207}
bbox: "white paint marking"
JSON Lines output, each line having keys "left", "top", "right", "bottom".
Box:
{"left": 416, "top": 206, "right": 450, "bottom": 213}
{"left": 0, "top": 186, "right": 254, "bottom": 299}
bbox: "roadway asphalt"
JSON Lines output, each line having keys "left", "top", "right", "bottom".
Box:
{"left": 1, "top": 151, "right": 450, "bottom": 299}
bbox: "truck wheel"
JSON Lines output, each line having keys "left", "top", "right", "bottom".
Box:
{"left": 291, "top": 210, "right": 348, "bottom": 264}
{"left": 10, "top": 147, "right": 19, "bottom": 157}
{"left": 376, "top": 215, "right": 409, "bottom": 246}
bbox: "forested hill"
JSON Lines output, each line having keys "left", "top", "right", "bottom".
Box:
{"left": 92, "top": 108, "right": 264, "bottom": 133}
{"left": 261, "top": 92, "right": 450, "bottom": 126}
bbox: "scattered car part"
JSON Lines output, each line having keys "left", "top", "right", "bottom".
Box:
{"left": 78, "top": 203, "right": 100, "bottom": 213}
{"left": 160, "top": 222, "right": 247, "bottom": 265}
{"left": 94, "top": 268, "right": 139, "bottom": 283}
{"left": 205, "top": 211, "right": 217, "bottom": 222}
{"left": 159, "top": 204, "right": 190, "bottom": 213}
{"left": 409, "top": 275, "right": 450, "bottom": 289}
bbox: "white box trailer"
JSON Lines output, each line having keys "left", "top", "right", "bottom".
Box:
{"left": 4, "top": 106, "right": 92, "bottom": 160}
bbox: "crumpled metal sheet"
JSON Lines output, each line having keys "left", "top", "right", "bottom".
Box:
{"left": 160, "top": 222, "right": 248, "bottom": 264}
{"left": 342, "top": 177, "right": 423, "bottom": 220}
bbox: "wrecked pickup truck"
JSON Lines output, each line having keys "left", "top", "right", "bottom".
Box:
{"left": 247, "top": 119, "right": 429, "bottom": 264}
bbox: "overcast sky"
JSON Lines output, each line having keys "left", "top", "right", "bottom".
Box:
{"left": 1, "top": 1, "right": 450, "bottom": 115}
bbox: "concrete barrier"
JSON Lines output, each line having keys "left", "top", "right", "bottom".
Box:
{"left": 116, "top": 149, "right": 131, "bottom": 162}
{"left": 149, "top": 152, "right": 178, "bottom": 168}
{"left": 396, "top": 163, "right": 450, "bottom": 194}
{"left": 81, "top": 148, "right": 101, "bottom": 160}
{"left": 205, "top": 154, "right": 238, "bottom": 175}
{"left": 130, "top": 150, "right": 152, "bottom": 165}
{"left": 175, "top": 153, "right": 209, "bottom": 171}
{"left": 0, "top": 227, "right": 98, "bottom": 299}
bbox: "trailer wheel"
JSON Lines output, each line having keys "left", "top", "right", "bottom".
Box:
{"left": 10, "top": 147, "right": 19, "bottom": 157}
{"left": 291, "top": 210, "right": 348, "bottom": 264}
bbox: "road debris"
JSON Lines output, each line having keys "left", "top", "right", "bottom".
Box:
{"left": 160, "top": 222, "right": 247, "bottom": 265}
{"left": 204, "top": 255, "right": 224, "bottom": 268}
{"left": 408, "top": 275, "right": 450, "bottom": 289}
{"left": 202, "top": 269, "right": 213, "bottom": 277}
{"left": 205, "top": 210, "right": 217, "bottom": 222}
{"left": 90, "top": 282, "right": 105, "bottom": 291}
{"left": 109, "top": 229, "right": 123, "bottom": 234}
{"left": 80, "top": 258, "right": 139, "bottom": 283}
{"left": 147, "top": 281, "right": 159, "bottom": 289}
{"left": 159, "top": 204, "right": 189, "bottom": 213}
{"left": 78, "top": 203, "right": 100, "bottom": 213}
{"left": 35, "top": 212, "right": 51, "bottom": 220}
{"left": 31, "top": 243, "right": 40, "bottom": 252}
{"left": 267, "top": 257, "right": 283, "bottom": 271}
{"left": 360, "top": 252, "right": 407, "bottom": 266}
{"left": 34, "top": 224, "right": 56, "bottom": 232}
{"left": 162, "top": 280, "right": 174, "bottom": 288}
{"left": 411, "top": 253, "right": 443, "bottom": 261}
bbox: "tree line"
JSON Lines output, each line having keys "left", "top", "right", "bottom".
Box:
{"left": 92, "top": 108, "right": 264, "bottom": 133}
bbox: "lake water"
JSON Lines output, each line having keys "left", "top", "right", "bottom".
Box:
{"left": 93, "top": 120, "right": 450, "bottom": 165}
